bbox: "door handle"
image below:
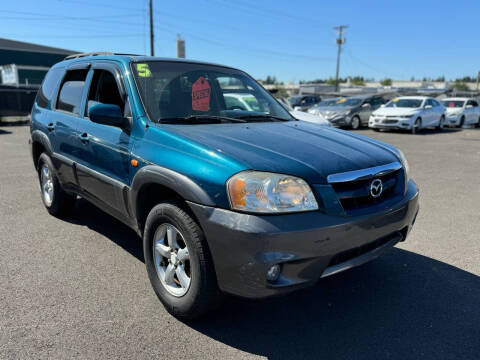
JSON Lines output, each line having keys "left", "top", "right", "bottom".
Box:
{"left": 47, "top": 123, "right": 55, "bottom": 132}
{"left": 78, "top": 133, "right": 89, "bottom": 143}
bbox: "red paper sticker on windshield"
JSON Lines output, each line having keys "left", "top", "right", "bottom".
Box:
{"left": 192, "top": 77, "right": 211, "bottom": 112}
{"left": 448, "top": 102, "right": 455, "bottom": 108}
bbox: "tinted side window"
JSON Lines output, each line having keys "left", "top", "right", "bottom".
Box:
{"left": 36, "top": 68, "right": 64, "bottom": 109}
{"left": 472, "top": 101, "right": 478, "bottom": 107}
{"left": 86, "top": 70, "right": 124, "bottom": 117}
{"left": 56, "top": 69, "right": 88, "bottom": 115}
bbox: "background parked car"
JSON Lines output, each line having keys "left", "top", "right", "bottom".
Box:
{"left": 288, "top": 94, "right": 321, "bottom": 112}
{"left": 316, "top": 95, "right": 385, "bottom": 129}
{"left": 226, "top": 93, "right": 330, "bottom": 126}
{"left": 369, "top": 96, "right": 446, "bottom": 134}
{"left": 440, "top": 98, "right": 480, "bottom": 128}
{"left": 307, "top": 97, "right": 343, "bottom": 115}
{"left": 290, "top": 109, "right": 331, "bottom": 126}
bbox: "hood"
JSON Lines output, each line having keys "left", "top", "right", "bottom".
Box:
{"left": 160, "top": 121, "right": 399, "bottom": 184}
{"left": 373, "top": 107, "right": 419, "bottom": 116}
{"left": 445, "top": 107, "right": 462, "bottom": 114}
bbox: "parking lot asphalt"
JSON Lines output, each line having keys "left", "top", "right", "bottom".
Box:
{"left": 0, "top": 125, "right": 479, "bottom": 359}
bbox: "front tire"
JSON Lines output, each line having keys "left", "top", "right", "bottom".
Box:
{"left": 459, "top": 116, "right": 465, "bottom": 128}
{"left": 37, "top": 153, "right": 76, "bottom": 217}
{"left": 350, "top": 116, "right": 360, "bottom": 130}
{"left": 412, "top": 118, "right": 422, "bottom": 135}
{"left": 143, "top": 202, "right": 221, "bottom": 319}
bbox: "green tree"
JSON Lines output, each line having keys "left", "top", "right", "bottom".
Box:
{"left": 326, "top": 78, "right": 336, "bottom": 85}
{"left": 453, "top": 81, "right": 469, "bottom": 91}
{"left": 380, "top": 78, "right": 392, "bottom": 86}
{"left": 351, "top": 76, "right": 365, "bottom": 86}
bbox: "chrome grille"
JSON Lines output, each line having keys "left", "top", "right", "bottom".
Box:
{"left": 327, "top": 162, "right": 404, "bottom": 214}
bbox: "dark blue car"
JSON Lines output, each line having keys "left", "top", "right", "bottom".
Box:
{"left": 29, "top": 53, "right": 419, "bottom": 318}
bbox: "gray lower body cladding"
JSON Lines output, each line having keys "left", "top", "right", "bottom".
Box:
{"left": 188, "top": 180, "right": 419, "bottom": 298}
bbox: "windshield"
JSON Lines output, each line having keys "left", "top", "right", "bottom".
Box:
{"left": 132, "top": 61, "right": 292, "bottom": 123}
{"left": 386, "top": 99, "right": 423, "bottom": 108}
{"left": 441, "top": 100, "right": 465, "bottom": 108}
{"left": 288, "top": 96, "right": 302, "bottom": 106}
{"left": 316, "top": 99, "right": 339, "bottom": 107}
{"left": 336, "top": 98, "right": 363, "bottom": 107}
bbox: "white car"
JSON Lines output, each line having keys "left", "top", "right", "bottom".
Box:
{"left": 369, "top": 96, "right": 446, "bottom": 134}
{"left": 440, "top": 98, "right": 480, "bottom": 127}
{"left": 224, "top": 93, "right": 331, "bottom": 126}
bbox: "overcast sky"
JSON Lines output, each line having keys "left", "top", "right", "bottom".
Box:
{"left": 1, "top": 0, "right": 479, "bottom": 82}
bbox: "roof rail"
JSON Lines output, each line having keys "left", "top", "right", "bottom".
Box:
{"left": 64, "top": 52, "right": 142, "bottom": 60}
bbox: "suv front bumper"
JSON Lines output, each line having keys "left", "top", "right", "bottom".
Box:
{"left": 188, "top": 180, "right": 419, "bottom": 299}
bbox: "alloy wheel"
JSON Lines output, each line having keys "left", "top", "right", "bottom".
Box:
{"left": 153, "top": 223, "right": 191, "bottom": 297}
{"left": 40, "top": 164, "right": 54, "bottom": 207}
{"left": 439, "top": 116, "right": 445, "bottom": 130}
{"left": 351, "top": 116, "right": 360, "bottom": 130}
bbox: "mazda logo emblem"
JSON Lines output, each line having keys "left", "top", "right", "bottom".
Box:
{"left": 370, "top": 179, "right": 383, "bottom": 198}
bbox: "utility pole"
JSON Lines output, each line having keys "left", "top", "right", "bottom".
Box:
{"left": 333, "top": 25, "right": 348, "bottom": 93}
{"left": 149, "top": 0, "right": 154, "bottom": 56}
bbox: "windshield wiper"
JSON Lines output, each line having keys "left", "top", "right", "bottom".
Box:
{"left": 159, "top": 115, "right": 246, "bottom": 124}
{"left": 236, "top": 114, "right": 292, "bottom": 122}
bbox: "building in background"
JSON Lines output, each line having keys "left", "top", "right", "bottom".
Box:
{"left": 176, "top": 34, "right": 185, "bottom": 58}
{"left": 0, "top": 38, "right": 75, "bottom": 116}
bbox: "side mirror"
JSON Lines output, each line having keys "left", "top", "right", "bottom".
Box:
{"left": 89, "top": 103, "right": 125, "bottom": 128}
{"left": 380, "top": 104, "right": 386, "bottom": 108}
{"left": 424, "top": 105, "right": 432, "bottom": 109}
{"left": 466, "top": 104, "right": 473, "bottom": 108}
{"left": 362, "top": 103, "right": 371, "bottom": 108}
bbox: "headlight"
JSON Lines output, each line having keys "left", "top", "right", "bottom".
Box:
{"left": 227, "top": 171, "right": 318, "bottom": 213}
{"left": 345, "top": 109, "right": 351, "bottom": 115}
{"left": 400, "top": 115, "right": 413, "bottom": 118}
{"left": 397, "top": 150, "right": 410, "bottom": 179}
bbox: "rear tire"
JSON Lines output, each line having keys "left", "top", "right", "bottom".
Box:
{"left": 437, "top": 115, "right": 445, "bottom": 130}
{"left": 143, "top": 202, "right": 221, "bottom": 319}
{"left": 37, "top": 153, "right": 76, "bottom": 217}
{"left": 412, "top": 118, "right": 422, "bottom": 135}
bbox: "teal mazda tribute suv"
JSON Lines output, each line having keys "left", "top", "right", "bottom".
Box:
{"left": 30, "top": 53, "right": 419, "bottom": 318}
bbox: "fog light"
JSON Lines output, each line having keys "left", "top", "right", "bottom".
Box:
{"left": 266, "top": 264, "right": 281, "bottom": 282}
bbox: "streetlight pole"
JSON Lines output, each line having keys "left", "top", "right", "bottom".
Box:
{"left": 149, "top": 0, "right": 154, "bottom": 56}
{"left": 333, "top": 25, "right": 348, "bottom": 93}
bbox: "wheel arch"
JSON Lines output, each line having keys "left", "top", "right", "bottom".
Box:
{"left": 31, "top": 130, "right": 53, "bottom": 170}
{"left": 130, "top": 165, "right": 216, "bottom": 233}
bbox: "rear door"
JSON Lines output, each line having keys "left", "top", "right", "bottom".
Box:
{"left": 431, "top": 99, "right": 444, "bottom": 126}
{"left": 465, "top": 100, "right": 475, "bottom": 124}
{"left": 470, "top": 100, "right": 480, "bottom": 124}
{"left": 424, "top": 99, "right": 436, "bottom": 126}
{"left": 75, "top": 62, "right": 133, "bottom": 218}
{"left": 47, "top": 64, "right": 90, "bottom": 188}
